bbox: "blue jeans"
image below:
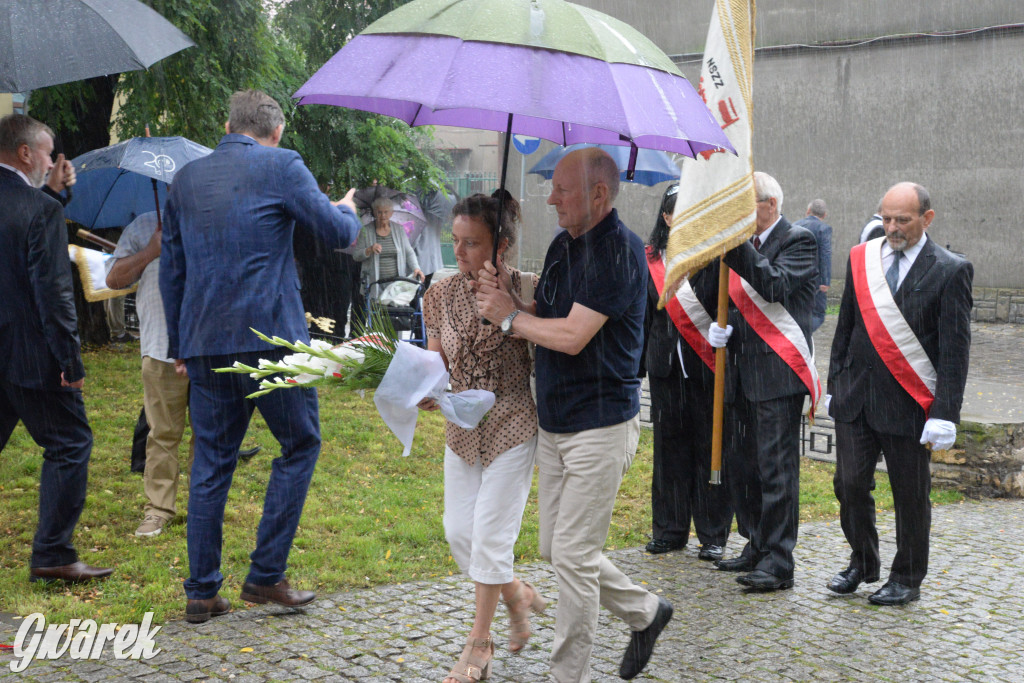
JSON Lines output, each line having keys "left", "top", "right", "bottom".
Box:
{"left": 184, "top": 350, "right": 320, "bottom": 600}
{"left": 0, "top": 380, "right": 92, "bottom": 568}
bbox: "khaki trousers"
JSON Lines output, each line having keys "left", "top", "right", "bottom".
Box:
{"left": 537, "top": 415, "right": 658, "bottom": 683}
{"left": 141, "top": 356, "right": 192, "bottom": 519}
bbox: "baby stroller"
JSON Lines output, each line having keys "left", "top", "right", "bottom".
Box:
{"left": 364, "top": 276, "right": 427, "bottom": 347}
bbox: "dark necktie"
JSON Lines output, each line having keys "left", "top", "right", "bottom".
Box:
{"left": 886, "top": 250, "right": 902, "bottom": 294}
{"left": 752, "top": 235, "right": 761, "bottom": 250}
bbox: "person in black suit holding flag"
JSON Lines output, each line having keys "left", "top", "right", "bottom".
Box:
{"left": 825, "top": 182, "right": 972, "bottom": 605}
{"left": 708, "top": 171, "right": 820, "bottom": 593}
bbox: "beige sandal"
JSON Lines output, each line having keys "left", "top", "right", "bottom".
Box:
{"left": 504, "top": 580, "right": 547, "bottom": 654}
{"left": 444, "top": 633, "right": 493, "bottom": 683}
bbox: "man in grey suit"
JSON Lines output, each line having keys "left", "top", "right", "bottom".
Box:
{"left": 826, "top": 182, "right": 972, "bottom": 605}
{"left": 0, "top": 114, "right": 112, "bottom": 584}
{"left": 793, "top": 199, "right": 833, "bottom": 331}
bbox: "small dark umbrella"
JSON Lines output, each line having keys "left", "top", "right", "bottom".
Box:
{"left": 0, "top": 0, "right": 194, "bottom": 93}
{"left": 65, "top": 136, "right": 212, "bottom": 229}
{"left": 353, "top": 185, "right": 408, "bottom": 214}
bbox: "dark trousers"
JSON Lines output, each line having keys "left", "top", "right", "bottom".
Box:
{"left": 183, "top": 350, "right": 321, "bottom": 600}
{"left": 649, "top": 367, "right": 732, "bottom": 547}
{"left": 811, "top": 290, "right": 827, "bottom": 332}
{"left": 834, "top": 411, "right": 931, "bottom": 587}
{"left": 724, "top": 392, "right": 804, "bottom": 579}
{"left": 0, "top": 380, "right": 92, "bottom": 568}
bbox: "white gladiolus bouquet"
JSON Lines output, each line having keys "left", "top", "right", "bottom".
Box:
{"left": 216, "top": 328, "right": 396, "bottom": 398}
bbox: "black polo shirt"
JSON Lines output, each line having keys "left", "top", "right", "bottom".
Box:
{"left": 534, "top": 209, "right": 647, "bottom": 433}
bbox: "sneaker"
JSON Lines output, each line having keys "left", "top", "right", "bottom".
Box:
{"left": 135, "top": 515, "right": 166, "bottom": 537}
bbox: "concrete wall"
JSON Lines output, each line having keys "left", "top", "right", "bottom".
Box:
{"left": 506, "top": 1, "right": 1024, "bottom": 290}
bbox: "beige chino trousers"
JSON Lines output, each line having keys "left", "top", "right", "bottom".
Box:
{"left": 141, "top": 356, "right": 192, "bottom": 519}
{"left": 537, "top": 415, "right": 659, "bottom": 683}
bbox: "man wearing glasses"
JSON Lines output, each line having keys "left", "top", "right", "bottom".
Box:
{"left": 706, "top": 171, "right": 819, "bottom": 594}
{"left": 475, "top": 147, "right": 671, "bottom": 682}
{"left": 825, "top": 182, "right": 972, "bottom": 605}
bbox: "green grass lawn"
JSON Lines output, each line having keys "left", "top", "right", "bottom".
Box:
{"left": 0, "top": 344, "right": 962, "bottom": 624}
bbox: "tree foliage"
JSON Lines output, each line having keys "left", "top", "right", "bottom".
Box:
{"left": 29, "top": 0, "right": 446, "bottom": 194}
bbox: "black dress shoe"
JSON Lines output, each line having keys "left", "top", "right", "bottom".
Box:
{"left": 619, "top": 596, "right": 673, "bottom": 680}
{"left": 826, "top": 567, "right": 879, "bottom": 595}
{"left": 736, "top": 569, "right": 794, "bottom": 591}
{"left": 29, "top": 562, "right": 114, "bottom": 584}
{"left": 697, "top": 544, "right": 724, "bottom": 562}
{"left": 237, "top": 446, "right": 261, "bottom": 462}
{"left": 714, "top": 556, "right": 755, "bottom": 572}
{"left": 645, "top": 539, "right": 685, "bottom": 555}
{"left": 868, "top": 581, "right": 920, "bottom": 606}
{"left": 240, "top": 578, "right": 316, "bottom": 607}
{"left": 185, "top": 595, "right": 231, "bottom": 624}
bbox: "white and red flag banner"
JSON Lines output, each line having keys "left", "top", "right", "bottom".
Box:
{"left": 663, "top": 0, "right": 758, "bottom": 303}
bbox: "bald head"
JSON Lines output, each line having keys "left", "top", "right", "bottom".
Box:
{"left": 880, "top": 182, "right": 933, "bottom": 251}
{"left": 547, "top": 147, "right": 620, "bottom": 237}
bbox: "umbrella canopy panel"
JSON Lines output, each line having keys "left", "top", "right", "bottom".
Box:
{"left": 529, "top": 143, "right": 680, "bottom": 186}
{"left": 295, "top": 34, "right": 731, "bottom": 158}
{"left": 0, "top": 0, "right": 195, "bottom": 93}
{"left": 66, "top": 136, "right": 212, "bottom": 229}
{"left": 363, "top": 0, "right": 681, "bottom": 75}
{"left": 64, "top": 168, "right": 170, "bottom": 229}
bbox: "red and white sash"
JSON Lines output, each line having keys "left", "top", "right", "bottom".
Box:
{"left": 728, "top": 271, "right": 822, "bottom": 411}
{"left": 849, "top": 238, "right": 936, "bottom": 416}
{"left": 647, "top": 248, "right": 715, "bottom": 370}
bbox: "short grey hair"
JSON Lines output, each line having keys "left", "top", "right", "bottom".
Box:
{"left": 228, "top": 90, "right": 285, "bottom": 139}
{"left": 807, "top": 198, "right": 826, "bottom": 218}
{"left": 572, "top": 146, "right": 620, "bottom": 202}
{"left": 753, "top": 171, "right": 783, "bottom": 212}
{"left": 371, "top": 196, "right": 393, "bottom": 215}
{"left": 0, "top": 114, "right": 53, "bottom": 155}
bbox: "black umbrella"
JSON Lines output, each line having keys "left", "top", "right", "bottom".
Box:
{"left": 0, "top": 0, "right": 194, "bottom": 93}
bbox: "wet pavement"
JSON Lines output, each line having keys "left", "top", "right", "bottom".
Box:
{"left": 4, "top": 499, "right": 1024, "bottom": 682}
{"left": 4, "top": 320, "right": 1024, "bottom": 682}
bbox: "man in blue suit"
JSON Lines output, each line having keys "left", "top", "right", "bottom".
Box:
{"left": 160, "top": 90, "right": 361, "bottom": 623}
{"left": 793, "top": 199, "right": 833, "bottom": 332}
{"left": 0, "top": 114, "right": 113, "bottom": 584}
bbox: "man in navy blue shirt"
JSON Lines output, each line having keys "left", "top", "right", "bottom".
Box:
{"left": 476, "top": 148, "right": 672, "bottom": 682}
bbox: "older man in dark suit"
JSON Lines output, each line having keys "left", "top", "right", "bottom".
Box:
{"left": 825, "top": 182, "right": 972, "bottom": 605}
{"left": 709, "top": 171, "right": 819, "bottom": 592}
{"left": 793, "top": 199, "right": 833, "bottom": 331}
{"left": 0, "top": 114, "right": 112, "bottom": 584}
{"left": 160, "top": 90, "right": 361, "bottom": 623}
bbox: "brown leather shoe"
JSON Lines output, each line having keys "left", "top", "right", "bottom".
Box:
{"left": 239, "top": 578, "right": 315, "bottom": 607}
{"left": 185, "top": 595, "right": 231, "bottom": 624}
{"left": 29, "top": 561, "right": 114, "bottom": 584}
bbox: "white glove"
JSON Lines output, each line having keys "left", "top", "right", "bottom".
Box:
{"left": 920, "top": 418, "right": 956, "bottom": 451}
{"left": 707, "top": 324, "right": 733, "bottom": 349}
{"left": 824, "top": 394, "right": 832, "bottom": 413}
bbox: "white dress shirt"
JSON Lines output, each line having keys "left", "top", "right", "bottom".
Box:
{"left": 880, "top": 232, "right": 928, "bottom": 290}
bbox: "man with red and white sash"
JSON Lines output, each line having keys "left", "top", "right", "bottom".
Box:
{"left": 826, "top": 182, "right": 972, "bottom": 605}
{"left": 708, "top": 171, "right": 819, "bottom": 592}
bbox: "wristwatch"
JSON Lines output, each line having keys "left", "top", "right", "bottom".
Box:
{"left": 500, "top": 309, "right": 520, "bottom": 335}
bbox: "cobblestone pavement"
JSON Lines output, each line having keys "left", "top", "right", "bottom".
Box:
{"left": 4, "top": 499, "right": 1024, "bottom": 682}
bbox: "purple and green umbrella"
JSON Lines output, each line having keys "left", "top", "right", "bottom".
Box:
{"left": 294, "top": 0, "right": 733, "bottom": 260}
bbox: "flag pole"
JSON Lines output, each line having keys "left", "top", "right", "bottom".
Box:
{"left": 710, "top": 257, "right": 729, "bottom": 484}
